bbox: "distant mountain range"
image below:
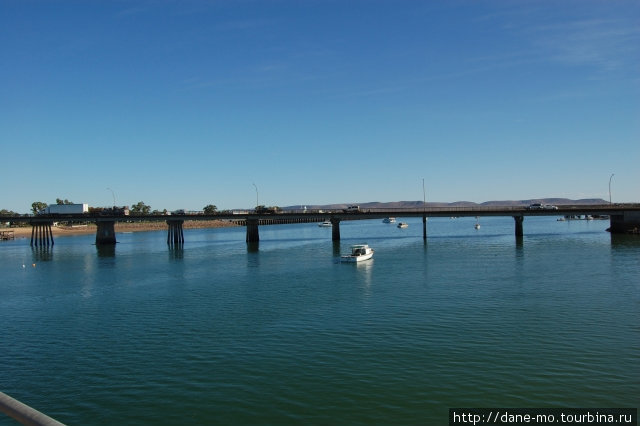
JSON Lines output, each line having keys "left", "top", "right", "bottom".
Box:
{"left": 285, "top": 198, "right": 608, "bottom": 210}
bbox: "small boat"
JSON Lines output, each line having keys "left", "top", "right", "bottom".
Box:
{"left": 397, "top": 222, "right": 409, "bottom": 228}
{"left": 318, "top": 220, "right": 332, "bottom": 227}
{"left": 474, "top": 217, "right": 480, "bottom": 229}
{"left": 341, "top": 244, "right": 374, "bottom": 262}
{"left": 382, "top": 217, "right": 396, "bottom": 223}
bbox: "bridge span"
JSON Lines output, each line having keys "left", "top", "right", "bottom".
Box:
{"left": 3, "top": 204, "right": 640, "bottom": 246}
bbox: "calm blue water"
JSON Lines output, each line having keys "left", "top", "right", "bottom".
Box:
{"left": 1, "top": 217, "right": 638, "bottom": 425}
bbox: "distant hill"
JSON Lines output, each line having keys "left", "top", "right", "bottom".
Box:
{"left": 285, "top": 198, "right": 608, "bottom": 210}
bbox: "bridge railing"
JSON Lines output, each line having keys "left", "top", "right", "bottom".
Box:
{"left": 0, "top": 391, "right": 66, "bottom": 426}
{"left": 2, "top": 203, "right": 639, "bottom": 223}
{"left": 281, "top": 204, "right": 638, "bottom": 215}
{"left": 280, "top": 206, "right": 535, "bottom": 215}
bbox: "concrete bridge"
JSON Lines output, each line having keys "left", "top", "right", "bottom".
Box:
{"left": 3, "top": 204, "right": 640, "bottom": 246}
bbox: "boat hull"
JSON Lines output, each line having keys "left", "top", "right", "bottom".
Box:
{"left": 340, "top": 252, "right": 374, "bottom": 262}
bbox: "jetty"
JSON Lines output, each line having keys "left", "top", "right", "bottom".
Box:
{"left": 0, "top": 230, "right": 15, "bottom": 241}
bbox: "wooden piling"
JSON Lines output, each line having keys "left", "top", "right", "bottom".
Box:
{"left": 167, "top": 220, "right": 184, "bottom": 246}
{"left": 29, "top": 222, "right": 54, "bottom": 246}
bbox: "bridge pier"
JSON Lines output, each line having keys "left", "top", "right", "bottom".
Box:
{"left": 95, "top": 220, "right": 116, "bottom": 245}
{"left": 167, "top": 220, "right": 184, "bottom": 246}
{"left": 423, "top": 214, "right": 427, "bottom": 240}
{"left": 330, "top": 217, "right": 341, "bottom": 241}
{"left": 29, "top": 221, "right": 54, "bottom": 246}
{"left": 608, "top": 211, "right": 640, "bottom": 234}
{"left": 246, "top": 219, "right": 259, "bottom": 243}
{"left": 513, "top": 215, "right": 524, "bottom": 237}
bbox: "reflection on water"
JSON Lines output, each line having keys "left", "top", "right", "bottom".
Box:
{"left": 355, "top": 258, "right": 374, "bottom": 289}
{"left": 332, "top": 241, "right": 341, "bottom": 257}
{"left": 247, "top": 242, "right": 260, "bottom": 268}
{"left": 31, "top": 246, "right": 53, "bottom": 262}
{"left": 96, "top": 244, "right": 116, "bottom": 257}
{"left": 515, "top": 235, "right": 524, "bottom": 249}
{"left": 610, "top": 233, "right": 640, "bottom": 248}
{"left": 168, "top": 246, "right": 184, "bottom": 260}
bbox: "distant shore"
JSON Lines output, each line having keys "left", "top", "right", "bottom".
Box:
{"left": 3, "top": 220, "right": 238, "bottom": 240}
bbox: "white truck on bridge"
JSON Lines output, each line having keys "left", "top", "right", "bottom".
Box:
{"left": 40, "top": 203, "right": 89, "bottom": 214}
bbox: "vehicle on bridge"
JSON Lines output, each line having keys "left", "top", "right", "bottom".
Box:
{"left": 88, "top": 206, "right": 130, "bottom": 216}
{"left": 344, "top": 205, "right": 361, "bottom": 213}
{"left": 527, "top": 203, "right": 558, "bottom": 210}
{"left": 39, "top": 203, "right": 89, "bottom": 215}
{"left": 255, "top": 205, "right": 281, "bottom": 214}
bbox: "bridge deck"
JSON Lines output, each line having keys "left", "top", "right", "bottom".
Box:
{"left": 6, "top": 204, "right": 639, "bottom": 223}
{"left": 3, "top": 204, "right": 639, "bottom": 246}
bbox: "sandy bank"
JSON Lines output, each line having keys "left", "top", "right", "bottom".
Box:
{"left": 2, "top": 220, "right": 238, "bottom": 239}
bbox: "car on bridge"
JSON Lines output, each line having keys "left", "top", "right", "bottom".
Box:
{"left": 527, "top": 203, "right": 558, "bottom": 210}
{"left": 255, "top": 205, "right": 281, "bottom": 214}
{"left": 343, "top": 205, "right": 361, "bottom": 213}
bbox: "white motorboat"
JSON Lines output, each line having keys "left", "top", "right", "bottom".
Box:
{"left": 474, "top": 217, "right": 480, "bottom": 229}
{"left": 341, "top": 244, "right": 374, "bottom": 262}
{"left": 382, "top": 217, "right": 396, "bottom": 223}
{"left": 397, "top": 222, "right": 409, "bottom": 228}
{"left": 318, "top": 220, "right": 332, "bottom": 227}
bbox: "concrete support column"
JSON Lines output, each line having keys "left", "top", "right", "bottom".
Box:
{"left": 167, "top": 220, "right": 184, "bottom": 246}
{"left": 608, "top": 212, "right": 640, "bottom": 234}
{"left": 330, "top": 217, "right": 341, "bottom": 241}
{"left": 29, "top": 222, "right": 54, "bottom": 247}
{"left": 422, "top": 214, "right": 427, "bottom": 240}
{"left": 246, "top": 218, "right": 259, "bottom": 243}
{"left": 513, "top": 215, "right": 524, "bottom": 238}
{"left": 96, "top": 220, "right": 116, "bottom": 245}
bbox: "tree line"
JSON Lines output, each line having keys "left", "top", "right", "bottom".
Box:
{"left": 128, "top": 202, "right": 218, "bottom": 216}
{"left": 15, "top": 200, "right": 220, "bottom": 216}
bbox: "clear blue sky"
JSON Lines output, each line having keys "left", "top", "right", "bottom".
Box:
{"left": 2, "top": 0, "right": 639, "bottom": 213}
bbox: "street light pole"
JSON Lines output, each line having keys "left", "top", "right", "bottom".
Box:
{"left": 608, "top": 174, "right": 614, "bottom": 204}
{"left": 252, "top": 183, "right": 259, "bottom": 208}
{"left": 107, "top": 187, "right": 116, "bottom": 208}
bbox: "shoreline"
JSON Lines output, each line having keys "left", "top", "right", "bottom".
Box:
{"left": 2, "top": 220, "right": 238, "bottom": 240}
